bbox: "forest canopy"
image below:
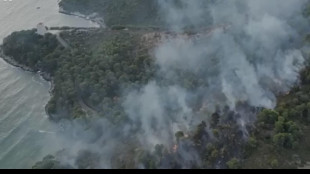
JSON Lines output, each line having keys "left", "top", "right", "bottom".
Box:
{"left": 2, "top": 0, "right": 310, "bottom": 169}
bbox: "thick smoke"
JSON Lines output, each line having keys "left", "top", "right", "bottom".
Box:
{"left": 46, "top": 0, "right": 310, "bottom": 169}
{"left": 123, "top": 0, "right": 308, "bottom": 146}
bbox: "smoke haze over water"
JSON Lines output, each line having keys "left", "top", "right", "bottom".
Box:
{"left": 46, "top": 0, "right": 310, "bottom": 168}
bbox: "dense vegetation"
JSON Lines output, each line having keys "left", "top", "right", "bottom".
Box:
{"left": 32, "top": 85, "right": 310, "bottom": 169}
{"left": 3, "top": 27, "right": 310, "bottom": 170}
{"left": 1, "top": 29, "right": 59, "bottom": 71}
{"left": 2, "top": 0, "right": 310, "bottom": 169}
{"left": 2, "top": 29, "right": 155, "bottom": 122}
{"left": 130, "top": 80, "right": 310, "bottom": 169}
{"left": 32, "top": 104, "right": 253, "bottom": 169}
{"left": 59, "top": 0, "right": 163, "bottom": 27}
{"left": 59, "top": 0, "right": 214, "bottom": 29}
{"left": 241, "top": 65, "right": 310, "bottom": 169}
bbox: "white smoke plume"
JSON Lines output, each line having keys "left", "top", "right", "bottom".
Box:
{"left": 123, "top": 0, "right": 308, "bottom": 147}
{"left": 42, "top": 0, "right": 310, "bottom": 169}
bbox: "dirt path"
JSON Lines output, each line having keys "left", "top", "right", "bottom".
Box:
{"left": 56, "top": 33, "right": 70, "bottom": 48}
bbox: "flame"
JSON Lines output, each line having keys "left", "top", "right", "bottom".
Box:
{"left": 173, "top": 144, "right": 178, "bottom": 153}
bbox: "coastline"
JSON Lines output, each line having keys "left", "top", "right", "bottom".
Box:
{"left": 58, "top": 8, "right": 105, "bottom": 28}
{"left": 0, "top": 49, "right": 35, "bottom": 73}
{"left": 0, "top": 48, "right": 55, "bottom": 117}
{"left": 0, "top": 8, "right": 102, "bottom": 122}
{"left": 0, "top": 48, "right": 53, "bottom": 82}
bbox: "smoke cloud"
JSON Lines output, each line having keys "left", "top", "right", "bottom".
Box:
{"left": 43, "top": 0, "right": 310, "bottom": 169}
{"left": 124, "top": 0, "right": 308, "bottom": 145}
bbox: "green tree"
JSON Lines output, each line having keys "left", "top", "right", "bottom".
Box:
{"left": 270, "top": 159, "right": 279, "bottom": 168}
{"left": 274, "top": 117, "right": 286, "bottom": 133}
{"left": 226, "top": 158, "right": 241, "bottom": 169}
{"left": 273, "top": 133, "right": 294, "bottom": 149}
{"left": 175, "top": 131, "right": 185, "bottom": 141}
{"left": 258, "top": 109, "right": 279, "bottom": 125}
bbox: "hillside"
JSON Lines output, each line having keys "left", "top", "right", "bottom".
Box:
{"left": 1, "top": 26, "right": 310, "bottom": 169}
{"left": 2, "top": 0, "right": 310, "bottom": 169}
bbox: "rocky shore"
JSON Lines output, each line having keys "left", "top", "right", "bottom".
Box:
{"left": 0, "top": 47, "right": 55, "bottom": 119}
{"left": 0, "top": 48, "right": 35, "bottom": 73}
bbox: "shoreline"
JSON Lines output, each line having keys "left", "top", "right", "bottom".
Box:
{"left": 0, "top": 48, "right": 55, "bottom": 118}
{"left": 58, "top": 9, "right": 105, "bottom": 28}
{"left": 0, "top": 8, "right": 102, "bottom": 122}
{"left": 0, "top": 49, "right": 35, "bottom": 73}
{"left": 0, "top": 49, "right": 53, "bottom": 82}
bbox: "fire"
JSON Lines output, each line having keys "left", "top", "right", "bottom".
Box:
{"left": 173, "top": 144, "right": 178, "bottom": 153}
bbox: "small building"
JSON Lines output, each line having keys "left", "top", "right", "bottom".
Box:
{"left": 36, "top": 22, "right": 47, "bottom": 35}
